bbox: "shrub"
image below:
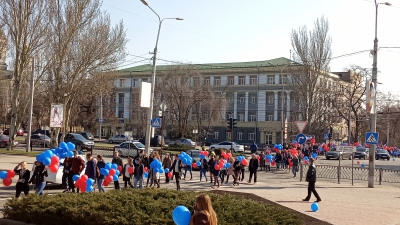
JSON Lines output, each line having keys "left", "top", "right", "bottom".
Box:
{"left": 164, "top": 143, "right": 192, "bottom": 151}
{"left": 3, "top": 189, "right": 306, "bottom": 225}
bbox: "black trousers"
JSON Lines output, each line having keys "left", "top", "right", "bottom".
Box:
{"left": 240, "top": 168, "right": 245, "bottom": 181}
{"left": 305, "top": 182, "right": 321, "bottom": 200}
{"left": 68, "top": 172, "right": 80, "bottom": 192}
{"left": 165, "top": 173, "right": 170, "bottom": 183}
{"left": 15, "top": 182, "right": 29, "bottom": 198}
{"left": 173, "top": 172, "right": 180, "bottom": 191}
{"left": 249, "top": 169, "right": 257, "bottom": 182}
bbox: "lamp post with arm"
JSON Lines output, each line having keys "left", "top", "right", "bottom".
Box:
{"left": 140, "top": 0, "right": 183, "bottom": 155}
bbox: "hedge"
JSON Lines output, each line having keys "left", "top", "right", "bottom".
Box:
{"left": 3, "top": 189, "right": 306, "bottom": 225}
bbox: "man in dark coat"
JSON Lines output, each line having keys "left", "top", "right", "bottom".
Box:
{"left": 303, "top": 158, "right": 321, "bottom": 202}
{"left": 171, "top": 154, "right": 183, "bottom": 191}
{"left": 248, "top": 154, "right": 259, "bottom": 184}
{"left": 112, "top": 151, "right": 123, "bottom": 190}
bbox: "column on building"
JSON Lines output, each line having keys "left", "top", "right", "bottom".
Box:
{"left": 257, "top": 91, "right": 266, "bottom": 121}
{"left": 245, "top": 92, "right": 249, "bottom": 122}
{"left": 273, "top": 91, "right": 278, "bottom": 121}
{"left": 233, "top": 92, "right": 238, "bottom": 119}
{"left": 286, "top": 91, "right": 291, "bottom": 119}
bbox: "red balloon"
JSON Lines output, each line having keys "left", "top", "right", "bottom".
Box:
{"left": 105, "top": 175, "right": 113, "bottom": 183}
{"left": 51, "top": 156, "right": 60, "bottom": 166}
{"left": 357, "top": 161, "right": 360, "bottom": 164}
{"left": 266, "top": 159, "right": 270, "bottom": 163}
{"left": 271, "top": 162, "right": 276, "bottom": 166}
{"left": 241, "top": 159, "right": 248, "bottom": 166}
{"left": 304, "top": 160, "right": 309, "bottom": 164}
{"left": 218, "top": 163, "right": 224, "bottom": 168}
{"left": 109, "top": 169, "right": 116, "bottom": 176}
{"left": 221, "top": 152, "right": 226, "bottom": 156}
{"left": 200, "top": 151, "right": 204, "bottom": 155}
{"left": 81, "top": 175, "right": 88, "bottom": 181}
{"left": 75, "top": 182, "right": 80, "bottom": 188}
{"left": 50, "top": 164, "right": 59, "bottom": 173}
{"left": 228, "top": 153, "right": 232, "bottom": 158}
{"left": 80, "top": 185, "right": 87, "bottom": 193}
{"left": 7, "top": 170, "right": 15, "bottom": 178}
{"left": 203, "top": 151, "right": 209, "bottom": 157}
{"left": 192, "top": 163, "right": 197, "bottom": 169}
{"left": 144, "top": 167, "right": 148, "bottom": 172}
{"left": 256, "top": 155, "right": 260, "bottom": 160}
{"left": 168, "top": 172, "right": 173, "bottom": 178}
{"left": 128, "top": 167, "right": 134, "bottom": 174}
{"left": 103, "top": 181, "right": 109, "bottom": 186}
{"left": 3, "top": 177, "right": 12, "bottom": 186}
{"left": 117, "top": 165, "right": 123, "bottom": 172}
{"left": 214, "top": 165, "right": 220, "bottom": 171}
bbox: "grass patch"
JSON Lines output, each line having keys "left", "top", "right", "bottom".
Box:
{"left": 0, "top": 150, "right": 39, "bottom": 157}
{"left": 2, "top": 188, "right": 321, "bottom": 225}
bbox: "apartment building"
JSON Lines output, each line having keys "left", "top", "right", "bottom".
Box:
{"left": 103, "top": 57, "right": 353, "bottom": 145}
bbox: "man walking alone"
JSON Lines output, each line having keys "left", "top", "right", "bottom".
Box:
{"left": 302, "top": 158, "right": 321, "bottom": 202}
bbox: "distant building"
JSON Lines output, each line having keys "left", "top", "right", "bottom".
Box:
{"left": 0, "top": 31, "right": 12, "bottom": 130}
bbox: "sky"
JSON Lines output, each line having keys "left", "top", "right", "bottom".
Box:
{"left": 101, "top": 0, "right": 400, "bottom": 95}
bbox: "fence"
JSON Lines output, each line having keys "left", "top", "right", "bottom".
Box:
{"left": 299, "top": 164, "right": 400, "bottom": 184}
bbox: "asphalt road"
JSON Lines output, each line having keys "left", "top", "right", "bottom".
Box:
{"left": 316, "top": 156, "right": 400, "bottom": 170}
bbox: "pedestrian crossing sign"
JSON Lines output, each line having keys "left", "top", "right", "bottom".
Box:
{"left": 365, "top": 132, "right": 379, "bottom": 145}
{"left": 151, "top": 117, "right": 162, "bottom": 128}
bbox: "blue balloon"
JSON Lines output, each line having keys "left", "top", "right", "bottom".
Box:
{"left": 100, "top": 168, "right": 105, "bottom": 175}
{"left": 159, "top": 168, "right": 164, "bottom": 173}
{"left": 60, "top": 142, "right": 68, "bottom": 151}
{"left": 73, "top": 174, "right": 80, "bottom": 181}
{"left": 105, "top": 163, "right": 112, "bottom": 170}
{"left": 116, "top": 170, "right": 120, "bottom": 176}
{"left": 178, "top": 154, "right": 183, "bottom": 160}
{"left": 60, "top": 153, "right": 67, "bottom": 159}
{"left": 196, "top": 161, "right": 201, "bottom": 167}
{"left": 67, "top": 142, "right": 75, "bottom": 151}
{"left": 51, "top": 149, "right": 56, "bottom": 155}
{"left": 36, "top": 154, "right": 44, "bottom": 162}
{"left": 311, "top": 202, "right": 319, "bottom": 212}
{"left": 200, "top": 154, "right": 205, "bottom": 159}
{"left": 226, "top": 163, "right": 231, "bottom": 168}
{"left": 183, "top": 158, "right": 189, "bottom": 165}
{"left": 56, "top": 147, "right": 63, "bottom": 153}
{"left": 102, "top": 169, "right": 109, "bottom": 176}
{"left": 86, "top": 185, "right": 94, "bottom": 193}
{"left": 43, "top": 157, "right": 51, "bottom": 166}
{"left": 165, "top": 168, "right": 169, "bottom": 173}
{"left": 0, "top": 171, "right": 7, "bottom": 179}
{"left": 111, "top": 163, "right": 118, "bottom": 170}
{"left": 361, "top": 164, "right": 365, "bottom": 168}
{"left": 86, "top": 178, "right": 94, "bottom": 186}
{"left": 67, "top": 151, "right": 74, "bottom": 158}
{"left": 43, "top": 150, "right": 54, "bottom": 159}
{"left": 143, "top": 172, "right": 148, "bottom": 178}
{"left": 172, "top": 205, "right": 191, "bottom": 225}
{"left": 113, "top": 174, "right": 118, "bottom": 181}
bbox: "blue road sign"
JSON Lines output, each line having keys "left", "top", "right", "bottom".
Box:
{"left": 296, "top": 133, "right": 307, "bottom": 144}
{"left": 324, "top": 134, "right": 329, "bottom": 140}
{"left": 365, "top": 132, "right": 379, "bottom": 144}
{"left": 99, "top": 118, "right": 103, "bottom": 123}
{"left": 152, "top": 118, "right": 162, "bottom": 128}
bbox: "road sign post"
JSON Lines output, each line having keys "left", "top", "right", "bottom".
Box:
{"left": 151, "top": 118, "right": 162, "bottom": 128}
{"left": 365, "top": 132, "right": 379, "bottom": 145}
{"left": 296, "top": 133, "right": 307, "bottom": 144}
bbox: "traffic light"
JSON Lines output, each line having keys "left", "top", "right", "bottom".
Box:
{"left": 232, "top": 118, "right": 237, "bottom": 129}
{"left": 329, "top": 127, "right": 333, "bottom": 140}
{"left": 227, "top": 118, "right": 233, "bottom": 130}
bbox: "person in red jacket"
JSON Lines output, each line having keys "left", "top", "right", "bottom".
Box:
{"left": 66, "top": 150, "right": 86, "bottom": 193}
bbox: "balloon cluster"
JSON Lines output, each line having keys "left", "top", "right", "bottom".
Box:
{"left": 237, "top": 155, "right": 248, "bottom": 166}
{"left": 221, "top": 151, "right": 232, "bottom": 160}
{"left": 36, "top": 142, "right": 76, "bottom": 173}
{"left": 311, "top": 153, "right": 318, "bottom": 159}
{"left": 179, "top": 152, "right": 193, "bottom": 166}
{"left": 265, "top": 154, "right": 276, "bottom": 166}
{"left": 303, "top": 156, "right": 310, "bottom": 164}
{"left": 98, "top": 163, "right": 122, "bottom": 188}
{"left": 0, "top": 170, "right": 15, "bottom": 186}
{"left": 72, "top": 174, "right": 96, "bottom": 193}
{"left": 273, "top": 144, "right": 283, "bottom": 152}
{"left": 193, "top": 151, "right": 210, "bottom": 169}
{"left": 150, "top": 159, "right": 164, "bottom": 173}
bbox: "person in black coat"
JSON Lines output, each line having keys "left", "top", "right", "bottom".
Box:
{"left": 111, "top": 151, "right": 123, "bottom": 190}
{"left": 14, "top": 161, "right": 30, "bottom": 198}
{"left": 208, "top": 155, "right": 215, "bottom": 183}
{"left": 28, "top": 161, "right": 48, "bottom": 196}
{"left": 233, "top": 158, "right": 241, "bottom": 186}
{"left": 171, "top": 154, "right": 183, "bottom": 191}
{"left": 248, "top": 154, "right": 259, "bottom": 184}
{"left": 303, "top": 158, "right": 321, "bottom": 202}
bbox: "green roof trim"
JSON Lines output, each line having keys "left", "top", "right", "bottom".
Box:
{"left": 118, "top": 57, "right": 299, "bottom": 73}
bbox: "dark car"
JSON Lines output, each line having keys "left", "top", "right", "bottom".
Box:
{"left": 138, "top": 136, "right": 165, "bottom": 147}
{"left": 32, "top": 129, "right": 51, "bottom": 137}
{"left": 26, "top": 134, "right": 51, "bottom": 148}
{"left": 77, "top": 132, "right": 94, "bottom": 141}
{"left": 0, "top": 134, "right": 9, "bottom": 148}
{"left": 64, "top": 133, "right": 94, "bottom": 151}
{"left": 325, "top": 148, "right": 352, "bottom": 160}
{"left": 376, "top": 149, "right": 390, "bottom": 161}
{"left": 354, "top": 148, "right": 369, "bottom": 160}
{"left": 186, "top": 150, "right": 209, "bottom": 170}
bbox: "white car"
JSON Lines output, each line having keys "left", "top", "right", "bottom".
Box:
{"left": 108, "top": 134, "right": 129, "bottom": 144}
{"left": 32, "top": 155, "right": 87, "bottom": 184}
{"left": 210, "top": 141, "right": 244, "bottom": 153}
{"left": 115, "top": 141, "right": 153, "bottom": 157}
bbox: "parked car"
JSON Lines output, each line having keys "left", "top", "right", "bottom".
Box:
{"left": 186, "top": 150, "right": 209, "bottom": 170}
{"left": 325, "top": 148, "right": 352, "bottom": 160}
{"left": 2, "top": 128, "right": 23, "bottom": 136}
{"left": 169, "top": 138, "right": 196, "bottom": 148}
{"left": 108, "top": 134, "right": 129, "bottom": 144}
{"left": 114, "top": 141, "right": 153, "bottom": 157}
{"left": 354, "top": 148, "right": 369, "bottom": 160}
{"left": 77, "top": 132, "right": 94, "bottom": 141}
{"left": 26, "top": 134, "right": 51, "bottom": 148}
{"left": 32, "top": 129, "right": 52, "bottom": 137}
{"left": 376, "top": 149, "right": 390, "bottom": 160}
{"left": 64, "top": 133, "right": 94, "bottom": 151}
{"left": 0, "top": 134, "right": 9, "bottom": 148}
{"left": 210, "top": 141, "right": 244, "bottom": 153}
{"left": 138, "top": 136, "right": 165, "bottom": 147}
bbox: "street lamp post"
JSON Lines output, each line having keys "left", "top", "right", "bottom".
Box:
{"left": 140, "top": 0, "right": 183, "bottom": 155}
{"left": 369, "top": 0, "right": 391, "bottom": 188}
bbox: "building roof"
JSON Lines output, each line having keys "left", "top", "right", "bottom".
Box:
{"left": 118, "top": 57, "right": 298, "bottom": 72}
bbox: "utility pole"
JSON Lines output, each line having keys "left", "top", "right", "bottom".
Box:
{"left": 281, "top": 86, "right": 284, "bottom": 145}
{"left": 387, "top": 104, "right": 390, "bottom": 146}
{"left": 348, "top": 99, "right": 352, "bottom": 145}
{"left": 26, "top": 58, "right": 35, "bottom": 152}
{"left": 99, "top": 92, "right": 102, "bottom": 140}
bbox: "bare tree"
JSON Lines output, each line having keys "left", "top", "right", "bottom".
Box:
{"left": 290, "top": 16, "right": 336, "bottom": 134}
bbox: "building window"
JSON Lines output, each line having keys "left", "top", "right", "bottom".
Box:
{"left": 251, "top": 96, "right": 256, "bottom": 104}
{"left": 250, "top": 114, "right": 256, "bottom": 121}
{"left": 239, "top": 97, "right": 245, "bottom": 104}
{"left": 204, "top": 78, "right": 210, "bottom": 86}
{"left": 265, "top": 132, "right": 273, "bottom": 145}
{"left": 280, "top": 75, "right": 288, "bottom": 84}
{"left": 228, "top": 97, "right": 234, "bottom": 104}
{"left": 226, "top": 131, "right": 232, "bottom": 140}
{"left": 267, "top": 95, "right": 274, "bottom": 104}
{"left": 215, "top": 77, "right": 221, "bottom": 85}
{"left": 142, "top": 78, "right": 149, "bottom": 83}
{"left": 267, "top": 75, "right": 275, "bottom": 84}
{"left": 213, "top": 132, "right": 219, "bottom": 139}
{"left": 248, "top": 132, "right": 255, "bottom": 141}
{"left": 237, "top": 131, "right": 243, "bottom": 140}
{"left": 119, "top": 79, "right": 126, "bottom": 87}
{"left": 202, "top": 113, "right": 209, "bottom": 120}
{"left": 267, "top": 115, "right": 274, "bottom": 121}
{"left": 228, "top": 76, "right": 234, "bottom": 85}
{"left": 118, "top": 93, "right": 124, "bottom": 104}
{"left": 118, "top": 111, "right": 124, "bottom": 118}
{"left": 250, "top": 76, "right": 257, "bottom": 85}
{"left": 239, "top": 113, "right": 244, "bottom": 121}
{"left": 239, "top": 76, "right": 245, "bottom": 85}
{"left": 227, "top": 114, "right": 233, "bottom": 119}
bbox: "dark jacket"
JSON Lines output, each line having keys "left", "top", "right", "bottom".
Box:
{"left": 14, "top": 168, "right": 30, "bottom": 185}
{"left": 135, "top": 163, "right": 144, "bottom": 178}
{"left": 208, "top": 158, "right": 215, "bottom": 172}
{"left": 141, "top": 156, "right": 150, "bottom": 168}
{"left": 292, "top": 158, "right": 299, "bottom": 167}
{"left": 162, "top": 157, "right": 172, "bottom": 169}
{"left": 29, "top": 166, "right": 48, "bottom": 184}
{"left": 200, "top": 158, "right": 208, "bottom": 170}
{"left": 250, "top": 143, "right": 258, "bottom": 153}
{"left": 112, "top": 157, "right": 123, "bottom": 167}
{"left": 85, "top": 159, "right": 97, "bottom": 179}
{"left": 97, "top": 161, "right": 106, "bottom": 179}
{"left": 171, "top": 159, "right": 183, "bottom": 173}
{"left": 191, "top": 211, "right": 210, "bottom": 225}
{"left": 63, "top": 159, "right": 72, "bottom": 174}
{"left": 306, "top": 164, "right": 317, "bottom": 183}
{"left": 233, "top": 160, "right": 241, "bottom": 172}
{"left": 66, "top": 157, "right": 86, "bottom": 174}
{"left": 249, "top": 158, "right": 259, "bottom": 171}
{"left": 275, "top": 153, "right": 282, "bottom": 162}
